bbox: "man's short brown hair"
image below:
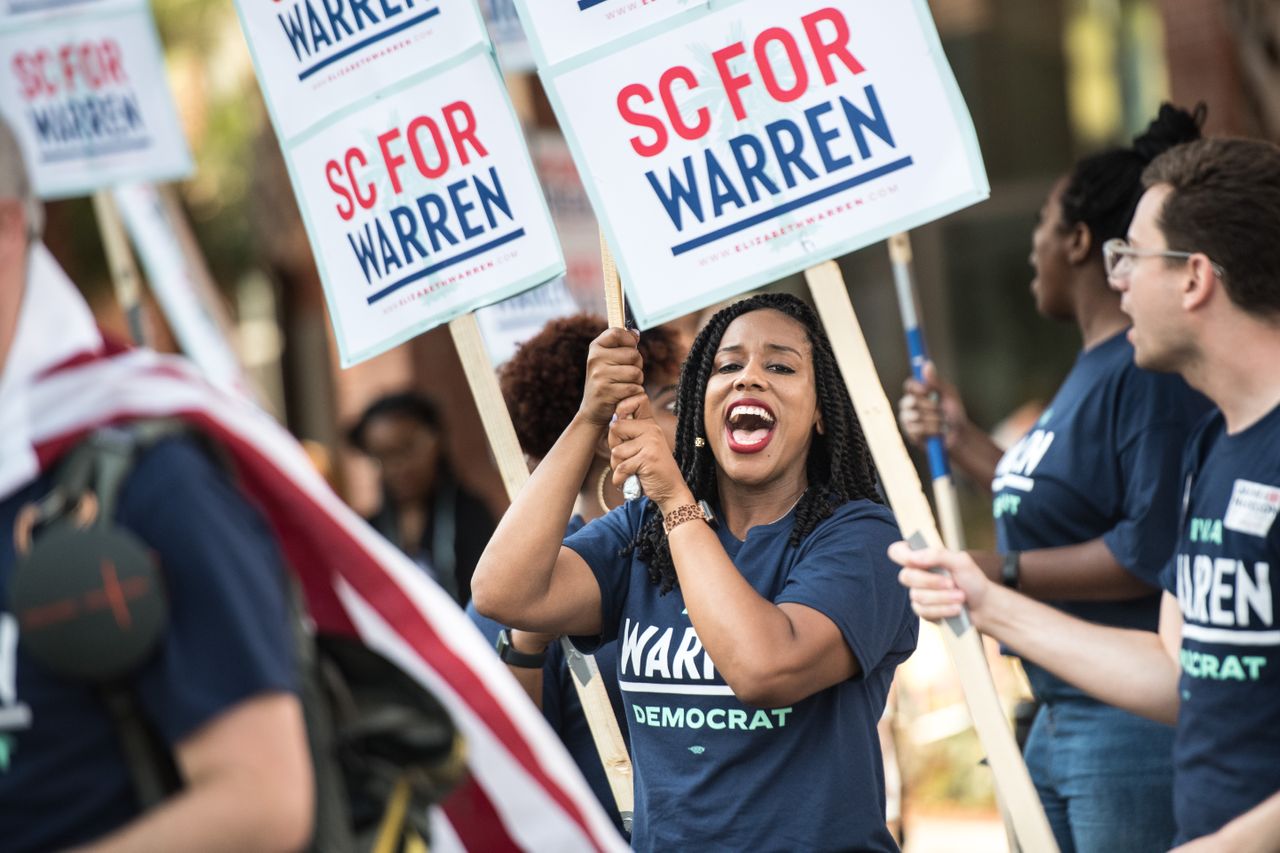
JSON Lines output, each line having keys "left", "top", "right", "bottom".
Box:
{"left": 1143, "top": 137, "right": 1280, "bottom": 317}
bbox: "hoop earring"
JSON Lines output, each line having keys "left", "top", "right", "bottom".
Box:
{"left": 597, "top": 466, "right": 612, "bottom": 515}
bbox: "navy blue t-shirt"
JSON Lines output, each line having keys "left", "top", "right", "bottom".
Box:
{"left": 992, "top": 330, "right": 1209, "bottom": 701}
{"left": 465, "top": 516, "right": 631, "bottom": 836}
{"left": 0, "top": 439, "right": 296, "bottom": 852}
{"left": 566, "top": 497, "right": 916, "bottom": 852}
{"left": 1162, "top": 406, "right": 1280, "bottom": 843}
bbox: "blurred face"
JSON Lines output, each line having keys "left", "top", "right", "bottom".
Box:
{"left": 363, "top": 414, "right": 442, "bottom": 505}
{"left": 1111, "top": 184, "right": 1194, "bottom": 373}
{"left": 0, "top": 197, "right": 28, "bottom": 379}
{"left": 1029, "top": 178, "right": 1076, "bottom": 322}
{"left": 703, "top": 309, "right": 821, "bottom": 490}
{"left": 646, "top": 368, "right": 680, "bottom": 451}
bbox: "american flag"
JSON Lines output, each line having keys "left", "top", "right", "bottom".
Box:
{"left": 0, "top": 245, "right": 624, "bottom": 852}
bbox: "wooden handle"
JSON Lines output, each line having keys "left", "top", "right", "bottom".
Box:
{"left": 804, "top": 261, "right": 1057, "bottom": 853}
{"left": 600, "top": 231, "right": 625, "bottom": 329}
{"left": 449, "top": 313, "right": 635, "bottom": 819}
{"left": 600, "top": 231, "right": 641, "bottom": 501}
{"left": 93, "top": 190, "right": 147, "bottom": 346}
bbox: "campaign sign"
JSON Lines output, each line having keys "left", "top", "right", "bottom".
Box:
{"left": 0, "top": 0, "right": 192, "bottom": 199}
{"left": 530, "top": 132, "right": 605, "bottom": 315}
{"left": 286, "top": 48, "right": 563, "bottom": 366}
{"left": 113, "top": 183, "right": 248, "bottom": 394}
{"left": 475, "top": 276, "right": 580, "bottom": 366}
{"left": 511, "top": 0, "right": 707, "bottom": 68}
{"left": 478, "top": 0, "right": 534, "bottom": 74}
{"left": 2, "top": 0, "right": 104, "bottom": 14}
{"left": 233, "top": 0, "right": 488, "bottom": 141}
{"left": 542, "top": 0, "right": 989, "bottom": 328}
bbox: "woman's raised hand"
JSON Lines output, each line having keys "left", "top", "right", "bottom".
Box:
{"left": 579, "top": 328, "right": 646, "bottom": 428}
{"left": 609, "top": 393, "right": 690, "bottom": 512}
{"left": 898, "top": 360, "right": 968, "bottom": 449}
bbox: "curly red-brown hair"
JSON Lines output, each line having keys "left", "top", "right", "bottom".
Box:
{"left": 500, "top": 313, "right": 683, "bottom": 459}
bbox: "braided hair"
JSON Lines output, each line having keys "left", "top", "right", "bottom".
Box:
{"left": 630, "top": 293, "right": 883, "bottom": 593}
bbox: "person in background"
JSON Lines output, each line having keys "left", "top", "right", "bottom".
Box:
{"left": 348, "top": 392, "right": 496, "bottom": 605}
{"left": 468, "top": 313, "right": 685, "bottom": 835}
{"left": 895, "top": 135, "right": 1280, "bottom": 852}
{"left": 898, "top": 106, "right": 1209, "bottom": 852}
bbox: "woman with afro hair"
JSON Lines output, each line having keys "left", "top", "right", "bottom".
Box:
{"left": 468, "top": 313, "right": 683, "bottom": 836}
{"left": 474, "top": 293, "right": 917, "bottom": 851}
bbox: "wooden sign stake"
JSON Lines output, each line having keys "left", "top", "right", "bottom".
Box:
{"left": 92, "top": 189, "right": 147, "bottom": 346}
{"left": 888, "top": 233, "right": 1021, "bottom": 851}
{"left": 448, "top": 312, "right": 635, "bottom": 830}
{"left": 805, "top": 261, "right": 1057, "bottom": 853}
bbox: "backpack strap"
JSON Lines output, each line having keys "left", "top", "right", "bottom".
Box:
{"left": 42, "top": 420, "right": 192, "bottom": 809}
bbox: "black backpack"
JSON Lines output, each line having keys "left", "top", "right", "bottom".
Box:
{"left": 8, "top": 420, "right": 466, "bottom": 851}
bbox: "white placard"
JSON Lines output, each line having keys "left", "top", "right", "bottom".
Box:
{"left": 511, "top": 0, "right": 707, "bottom": 68}
{"left": 475, "top": 276, "right": 580, "bottom": 366}
{"left": 529, "top": 132, "right": 605, "bottom": 315}
{"left": 542, "top": 0, "right": 988, "bottom": 328}
{"left": 0, "top": 0, "right": 192, "bottom": 198}
{"left": 113, "top": 183, "right": 248, "bottom": 394}
{"left": 286, "top": 48, "right": 563, "bottom": 365}
{"left": 478, "top": 0, "right": 534, "bottom": 74}
{"left": 233, "top": 0, "right": 489, "bottom": 142}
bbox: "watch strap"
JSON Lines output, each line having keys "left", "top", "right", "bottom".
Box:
{"left": 1001, "top": 550, "right": 1022, "bottom": 589}
{"left": 663, "top": 502, "right": 708, "bottom": 535}
{"left": 495, "top": 628, "right": 547, "bottom": 669}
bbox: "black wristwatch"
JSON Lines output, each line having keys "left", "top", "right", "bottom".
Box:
{"left": 1001, "top": 550, "right": 1022, "bottom": 589}
{"left": 495, "top": 628, "right": 548, "bottom": 669}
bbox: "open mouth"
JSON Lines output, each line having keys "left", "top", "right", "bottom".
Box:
{"left": 724, "top": 399, "right": 776, "bottom": 454}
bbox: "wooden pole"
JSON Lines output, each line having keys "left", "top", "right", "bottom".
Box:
{"left": 92, "top": 189, "right": 147, "bottom": 346}
{"left": 447, "top": 312, "right": 635, "bottom": 831}
{"left": 804, "top": 261, "right": 1056, "bottom": 853}
{"left": 599, "top": 232, "right": 641, "bottom": 502}
{"left": 888, "top": 234, "right": 966, "bottom": 552}
{"left": 888, "top": 233, "right": 1021, "bottom": 852}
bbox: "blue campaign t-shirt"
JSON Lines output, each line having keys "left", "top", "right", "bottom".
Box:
{"left": 0, "top": 439, "right": 296, "bottom": 852}
{"left": 466, "top": 516, "right": 632, "bottom": 836}
{"left": 1162, "top": 406, "right": 1280, "bottom": 843}
{"left": 992, "top": 330, "right": 1210, "bottom": 701}
{"left": 566, "top": 497, "right": 917, "bottom": 852}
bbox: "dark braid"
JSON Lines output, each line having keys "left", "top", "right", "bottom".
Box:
{"left": 629, "top": 293, "right": 883, "bottom": 593}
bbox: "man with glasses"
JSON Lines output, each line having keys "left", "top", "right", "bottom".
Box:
{"left": 894, "top": 136, "right": 1280, "bottom": 850}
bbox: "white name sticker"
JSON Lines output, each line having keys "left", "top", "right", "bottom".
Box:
{"left": 1223, "top": 479, "right": 1280, "bottom": 538}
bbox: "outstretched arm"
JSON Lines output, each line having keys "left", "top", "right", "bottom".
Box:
{"left": 968, "top": 538, "right": 1159, "bottom": 601}
{"left": 891, "top": 542, "right": 1182, "bottom": 725}
{"left": 472, "top": 328, "right": 642, "bottom": 637}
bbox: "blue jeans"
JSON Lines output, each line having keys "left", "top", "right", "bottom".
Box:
{"left": 1023, "top": 700, "right": 1176, "bottom": 853}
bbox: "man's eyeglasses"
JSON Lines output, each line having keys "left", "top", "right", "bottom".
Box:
{"left": 1102, "top": 238, "right": 1226, "bottom": 281}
